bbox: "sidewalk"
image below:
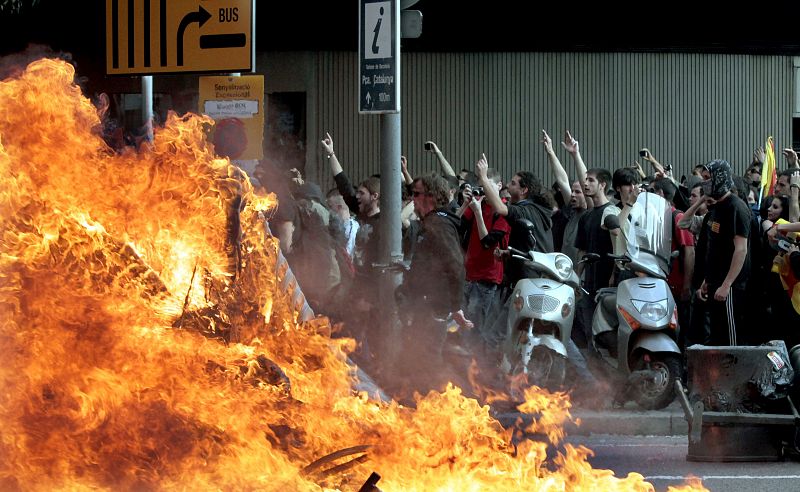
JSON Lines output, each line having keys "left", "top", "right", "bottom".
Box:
{"left": 567, "top": 400, "right": 688, "bottom": 436}
{"left": 494, "top": 400, "right": 689, "bottom": 437}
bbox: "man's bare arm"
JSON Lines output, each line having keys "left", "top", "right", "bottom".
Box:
{"left": 789, "top": 170, "right": 800, "bottom": 222}
{"left": 641, "top": 148, "right": 677, "bottom": 184}
{"left": 678, "top": 196, "right": 705, "bottom": 229}
{"left": 720, "top": 236, "right": 747, "bottom": 292}
{"left": 542, "top": 129, "right": 571, "bottom": 205}
{"left": 782, "top": 148, "right": 799, "bottom": 170}
{"left": 321, "top": 132, "right": 344, "bottom": 176}
{"left": 425, "top": 141, "right": 456, "bottom": 177}
{"left": 476, "top": 153, "right": 508, "bottom": 216}
{"left": 562, "top": 130, "right": 587, "bottom": 181}
{"left": 400, "top": 155, "right": 413, "bottom": 185}
{"left": 470, "top": 199, "right": 489, "bottom": 239}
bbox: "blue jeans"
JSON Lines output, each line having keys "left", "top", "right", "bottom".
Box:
{"left": 463, "top": 281, "right": 502, "bottom": 348}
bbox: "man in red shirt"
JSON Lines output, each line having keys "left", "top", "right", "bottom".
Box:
{"left": 459, "top": 167, "right": 510, "bottom": 351}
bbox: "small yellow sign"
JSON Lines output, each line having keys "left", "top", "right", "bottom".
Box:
{"left": 199, "top": 75, "right": 264, "bottom": 161}
{"left": 106, "top": 0, "right": 253, "bottom": 75}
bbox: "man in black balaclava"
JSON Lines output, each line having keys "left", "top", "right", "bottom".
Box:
{"left": 696, "top": 159, "right": 752, "bottom": 345}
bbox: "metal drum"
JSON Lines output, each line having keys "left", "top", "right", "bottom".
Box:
{"left": 677, "top": 344, "right": 799, "bottom": 462}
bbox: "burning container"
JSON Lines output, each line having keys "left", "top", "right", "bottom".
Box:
{"left": 677, "top": 343, "right": 800, "bottom": 461}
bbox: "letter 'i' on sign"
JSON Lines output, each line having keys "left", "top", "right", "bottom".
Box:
{"left": 358, "top": 0, "right": 400, "bottom": 114}
{"left": 106, "top": 0, "right": 255, "bottom": 75}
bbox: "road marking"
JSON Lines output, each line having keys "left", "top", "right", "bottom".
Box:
{"left": 647, "top": 475, "right": 800, "bottom": 480}
{"left": 586, "top": 443, "right": 684, "bottom": 447}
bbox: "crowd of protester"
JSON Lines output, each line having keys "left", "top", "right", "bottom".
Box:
{"left": 258, "top": 130, "right": 800, "bottom": 406}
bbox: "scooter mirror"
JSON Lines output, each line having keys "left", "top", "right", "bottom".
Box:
{"left": 603, "top": 214, "right": 621, "bottom": 231}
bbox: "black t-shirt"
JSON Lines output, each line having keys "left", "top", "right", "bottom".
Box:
{"left": 704, "top": 194, "right": 751, "bottom": 290}
{"left": 552, "top": 208, "right": 569, "bottom": 252}
{"left": 354, "top": 212, "right": 380, "bottom": 274}
{"left": 575, "top": 202, "right": 616, "bottom": 295}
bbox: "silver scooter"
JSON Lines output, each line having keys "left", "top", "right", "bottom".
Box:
{"left": 499, "top": 220, "right": 583, "bottom": 392}
{"left": 590, "top": 192, "right": 681, "bottom": 410}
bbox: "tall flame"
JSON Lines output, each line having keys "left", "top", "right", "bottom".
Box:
{"left": 0, "top": 59, "right": 706, "bottom": 491}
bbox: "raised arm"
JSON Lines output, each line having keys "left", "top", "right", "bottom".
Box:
{"left": 630, "top": 161, "right": 647, "bottom": 180}
{"left": 321, "top": 132, "right": 358, "bottom": 213}
{"left": 425, "top": 141, "right": 456, "bottom": 177}
{"left": 783, "top": 148, "right": 800, "bottom": 170}
{"left": 542, "top": 129, "right": 571, "bottom": 205}
{"left": 400, "top": 155, "right": 413, "bottom": 185}
{"left": 562, "top": 130, "right": 587, "bottom": 181}
{"left": 641, "top": 148, "right": 677, "bottom": 184}
{"left": 617, "top": 183, "right": 639, "bottom": 230}
{"left": 476, "top": 153, "right": 508, "bottom": 216}
{"left": 455, "top": 184, "right": 473, "bottom": 218}
{"left": 677, "top": 194, "right": 705, "bottom": 229}
{"left": 320, "top": 132, "right": 344, "bottom": 176}
{"left": 789, "top": 170, "right": 800, "bottom": 222}
{"left": 469, "top": 198, "right": 489, "bottom": 239}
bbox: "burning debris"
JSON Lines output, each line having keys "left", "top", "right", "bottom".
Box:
{"left": 0, "top": 58, "right": 708, "bottom": 491}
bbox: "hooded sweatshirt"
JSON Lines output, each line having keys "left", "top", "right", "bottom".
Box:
{"left": 505, "top": 199, "right": 554, "bottom": 285}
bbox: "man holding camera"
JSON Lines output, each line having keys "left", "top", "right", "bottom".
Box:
{"left": 458, "top": 167, "right": 510, "bottom": 350}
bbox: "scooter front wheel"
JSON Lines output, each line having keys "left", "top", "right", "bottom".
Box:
{"left": 512, "top": 346, "right": 566, "bottom": 394}
{"left": 631, "top": 353, "right": 681, "bottom": 410}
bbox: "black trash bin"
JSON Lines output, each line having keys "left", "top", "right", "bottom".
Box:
{"left": 676, "top": 343, "right": 800, "bottom": 462}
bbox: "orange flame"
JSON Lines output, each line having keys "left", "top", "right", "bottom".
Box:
{"left": 0, "top": 59, "right": 708, "bottom": 491}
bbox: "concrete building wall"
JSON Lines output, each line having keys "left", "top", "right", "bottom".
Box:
{"left": 283, "top": 51, "right": 792, "bottom": 192}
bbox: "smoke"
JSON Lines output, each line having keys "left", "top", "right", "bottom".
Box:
{"left": 0, "top": 43, "right": 75, "bottom": 80}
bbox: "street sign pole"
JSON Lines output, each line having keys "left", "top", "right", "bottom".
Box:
{"left": 360, "top": 0, "right": 402, "bottom": 365}
{"left": 141, "top": 75, "right": 153, "bottom": 142}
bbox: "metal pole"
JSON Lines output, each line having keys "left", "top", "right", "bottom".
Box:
{"left": 141, "top": 75, "right": 153, "bottom": 142}
{"left": 378, "top": 113, "right": 402, "bottom": 364}
{"left": 375, "top": 0, "right": 403, "bottom": 369}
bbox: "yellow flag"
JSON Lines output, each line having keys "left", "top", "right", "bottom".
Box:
{"left": 760, "top": 136, "right": 777, "bottom": 196}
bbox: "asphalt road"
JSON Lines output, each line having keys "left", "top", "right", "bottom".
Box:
{"left": 565, "top": 435, "right": 800, "bottom": 492}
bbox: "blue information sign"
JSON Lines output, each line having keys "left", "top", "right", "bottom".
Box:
{"left": 359, "top": 0, "right": 400, "bottom": 113}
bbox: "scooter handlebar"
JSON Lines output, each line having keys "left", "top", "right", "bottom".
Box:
{"left": 507, "top": 247, "right": 531, "bottom": 259}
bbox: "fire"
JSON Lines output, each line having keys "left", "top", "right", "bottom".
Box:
{"left": 0, "top": 59, "right": 708, "bottom": 491}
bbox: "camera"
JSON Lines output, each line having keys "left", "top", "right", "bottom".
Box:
{"left": 471, "top": 186, "right": 485, "bottom": 197}
{"left": 639, "top": 150, "right": 648, "bottom": 157}
{"left": 777, "top": 238, "right": 798, "bottom": 253}
{"left": 424, "top": 142, "right": 433, "bottom": 151}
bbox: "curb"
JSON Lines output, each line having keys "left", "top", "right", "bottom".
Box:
{"left": 567, "top": 408, "right": 688, "bottom": 436}
{"left": 493, "top": 402, "right": 689, "bottom": 437}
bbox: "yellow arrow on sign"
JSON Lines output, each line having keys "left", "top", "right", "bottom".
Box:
{"left": 106, "top": 0, "right": 253, "bottom": 75}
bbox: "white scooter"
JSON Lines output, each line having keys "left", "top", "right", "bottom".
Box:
{"left": 590, "top": 192, "right": 682, "bottom": 410}
{"left": 499, "top": 220, "right": 583, "bottom": 393}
